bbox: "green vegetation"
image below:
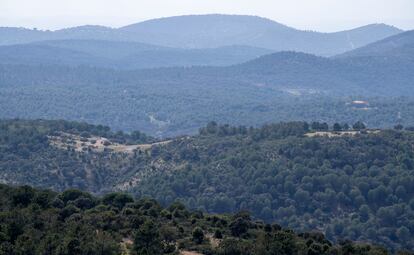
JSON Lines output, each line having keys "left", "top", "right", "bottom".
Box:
{"left": 0, "top": 119, "right": 153, "bottom": 192}
{"left": 134, "top": 122, "right": 414, "bottom": 251}
{"left": 0, "top": 184, "right": 408, "bottom": 255}
{"left": 1, "top": 53, "right": 414, "bottom": 136}
{"left": 1, "top": 119, "right": 414, "bottom": 251}
{"left": 0, "top": 42, "right": 273, "bottom": 69}
{"left": 0, "top": 15, "right": 412, "bottom": 254}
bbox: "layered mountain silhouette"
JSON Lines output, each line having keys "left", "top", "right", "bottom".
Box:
{"left": 0, "top": 14, "right": 412, "bottom": 135}
{"left": 0, "top": 14, "right": 403, "bottom": 56}
{"left": 0, "top": 40, "right": 272, "bottom": 68}
{"left": 336, "top": 30, "right": 414, "bottom": 60}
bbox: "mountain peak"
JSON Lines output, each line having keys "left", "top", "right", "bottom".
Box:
{"left": 343, "top": 23, "right": 402, "bottom": 33}
{"left": 120, "top": 14, "right": 292, "bottom": 31}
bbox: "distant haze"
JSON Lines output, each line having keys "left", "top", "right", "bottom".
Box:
{"left": 1, "top": 0, "right": 413, "bottom": 32}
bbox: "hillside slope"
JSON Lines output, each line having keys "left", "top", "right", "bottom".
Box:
{"left": 0, "top": 14, "right": 403, "bottom": 56}
{"left": 0, "top": 44, "right": 109, "bottom": 67}
{"left": 119, "top": 15, "right": 402, "bottom": 56}
{"left": 0, "top": 50, "right": 413, "bottom": 135}
{"left": 0, "top": 40, "right": 273, "bottom": 68}
{"left": 1, "top": 119, "right": 414, "bottom": 251}
{"left": 337, "top": 30, "right": 414, "bottom": 60}
{"left": 0, "top": 183, "right": 396, "bottom": 254}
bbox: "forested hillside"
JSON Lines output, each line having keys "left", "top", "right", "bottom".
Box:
{"left": 337, "top": 30, "right": 414, "bottom": 60}
{"left": 0, "top": 41, "right": 272, "bottom": 69}
{"left": 0, "top": 18, "right": 411, "bottom": 136}
{"left": 0, "top": 184, "right": 402, "bottom": 255}
{"left": 1, "top": 49, "right": 413, "bottom": 136}
{"left": 1, "top": 119, "right": 414, "bottom": 251}
{"left": 0, "top": 119, "right": 153, "bottom": 191}
{"left": 1, "top": 4, "right": 412, "bottom": 255}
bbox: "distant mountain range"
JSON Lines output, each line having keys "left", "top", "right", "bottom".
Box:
{"left": 0, "top": 14, "right": 413, "bottom": 254}
{"left": 0, "top": 14, "right": 412, "bottom": 135}
{"left": 228, "top": 50, "right": 414, "bottom": 95}
{"left": 0, "top": 40, "right": 272, "bottom": 68}
{"left": 0, "top": 44, "right": 413, "bottom": 135}
{"left": 0, "top": 14, "right": 403, "bottom": 56}
{"left": 336, "top": 30, "right": 414, "bottom": 60}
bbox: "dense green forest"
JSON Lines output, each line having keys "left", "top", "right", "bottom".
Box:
{"left": 1, "top": 29, "right": 414, "bottom": 137}
{"left": 134, "top": 122, "right": 414, "bottom": 251}
{"left": 1, "top": 119, "right": 414, "bottom": 251}
{"left": 0, "top": 18, "right": 411, "bottom": 138}
{"left": 0, "top": 119, "right": 153, "bottom": 192}
{"left": 0, "top": 184, "right": 410, "bottom": 255}
{"left": 1, "top": 13, "right": 412, "bottom": 255}
{"left": 1, "top": 50, "right": 414, "bottom": 136}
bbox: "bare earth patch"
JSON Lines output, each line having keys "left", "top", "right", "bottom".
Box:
{"left": 305, "top": 130, "right": 380, "bottom": 138}
{"left": 207, "top": 233, "right": 221, "bottom": 248}
{"left": 48, "top": 132, "right": 171, "bottom": 154}
{"left": 180, "top": 251, "right": 204, "bottom": 255}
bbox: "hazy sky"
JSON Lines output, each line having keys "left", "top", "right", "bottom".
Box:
{"left": 1, "top": 0, "right": 413, "bottom": 32}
